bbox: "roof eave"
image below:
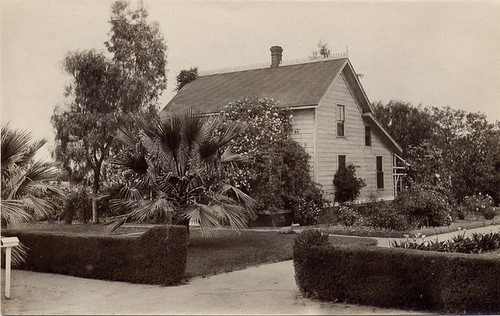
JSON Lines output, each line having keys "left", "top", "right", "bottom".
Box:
{"left": 362, "top": 112, "right": 403, "bottom": 155}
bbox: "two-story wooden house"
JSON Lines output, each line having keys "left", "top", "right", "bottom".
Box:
{"left": 163, "top": 46, "right": 405, "bottom": 201}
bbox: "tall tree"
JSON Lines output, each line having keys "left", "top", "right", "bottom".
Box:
{"left": 175, "top": 67, "right": 198, "bottom": 91}
{"left": 52, "top": 0, "right": 167, "bottom": 223}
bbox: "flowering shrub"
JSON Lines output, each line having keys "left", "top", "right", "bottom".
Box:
{"left": 293, "top": 198, "right": 323, "bottom": 225}
{"left": 338, "top": 204, "right": 364, "bottom": 226}
{"left": 463, "top": 193, "right": 496, "bottom": 220}
{"left": 394, "top": 184, "right": 452, "bottom": 227}
{"left": 220, "top": 97, "right": 326, "bottom": 223}
{"left": 333, "top": 164, "right": 366, "bottom": 203}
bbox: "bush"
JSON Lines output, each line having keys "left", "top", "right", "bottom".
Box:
{"left": 2, "top": 226, "right": 188, "bottom": 285}
{"left": 337, "top": 204, "right": 363, "bottom": 226}
{"left": 293, "top": 236, "right": 500, "bottom": 313}
{"left": 364, "top": 203, "right": 409, "bottom": 231}
{"left": 393, "top": 231, "right": 500, "bottom": 254}
{"left": 463, "top": 193, "right": 496, "bottom": 220}
{"left": 394, "top": 184, "right": 451, "bottom": 227}
{"left": 63, "top": 186, "right": 92, "bottom": 224}
{"left": 220, "top": 97, "right": 326, "bottom": 221}
{"left": 333, "top": 164, "right": 366, "bottom": 203}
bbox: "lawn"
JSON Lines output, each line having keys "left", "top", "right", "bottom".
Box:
{"left": 9, "top": 222, "right": 377, "bottom": 279}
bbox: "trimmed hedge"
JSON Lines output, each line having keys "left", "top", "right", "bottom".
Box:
{"left": 293, "top": 231, "right": 500, "bottom": 313}
{"left": 2, "top": 226, "right": 187, "bottom": 285}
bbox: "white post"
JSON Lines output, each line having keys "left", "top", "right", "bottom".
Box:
{"left": 5, "top": 247, "right": 12, "bottom": 299}
{"left": 1, "top": 237, "right": 19, "bottom": 299}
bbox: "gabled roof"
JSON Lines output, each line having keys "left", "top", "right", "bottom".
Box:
{"left": 164, "top": 58, "right": 348, "bottom": 113}
{"left": 163, "top": 57, "right": 402, "bottom": 154}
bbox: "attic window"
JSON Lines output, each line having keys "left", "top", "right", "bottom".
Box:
{"left": 337, "top": 105, "right": 345, "bottom": 136}
{"left": 365, "top": 126, "right": 371, "bottom": 146}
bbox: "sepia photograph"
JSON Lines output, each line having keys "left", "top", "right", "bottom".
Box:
{"left": 1, "top": 0, "right": 500, "bottom": 314}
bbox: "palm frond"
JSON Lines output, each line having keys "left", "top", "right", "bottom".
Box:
{"left": 0, "top": 241, "right": 28, "bottom": 267}
{"left": 218, "top": 184, "right": 257, "bottom": 211}
{"left": 184, "top": 203, "right": 223, "bottom": 237}
{"left": 0, "top": 200, "right": 32, "bottom": 226}
{"left": 1, "top": 124, "right": 33, "bottom": 172}
{"left": 220, "top": 147, "right": 249, "bottom": 163}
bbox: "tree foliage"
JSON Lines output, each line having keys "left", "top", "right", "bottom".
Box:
{"left": 176, "top": 67, "right": 198, "bottom": 91}
{"left": 373, "top": 100, "right": 500, "bottom": 204}
{"left": 106, "top": 111, "right": 256, "bottom": 237}
{"left": 51, "top": 0, "right": 167, "bottom": 222}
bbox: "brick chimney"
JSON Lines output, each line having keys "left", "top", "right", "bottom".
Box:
{"left": 270, "top": 46, "right": 283, "bottom": 68}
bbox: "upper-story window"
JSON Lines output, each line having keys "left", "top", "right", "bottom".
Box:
{"left": 365, "top": 126, "right": 371, "bottom": 146}
{"left": 337, "top": 105, "right": 345, "bottom": 136}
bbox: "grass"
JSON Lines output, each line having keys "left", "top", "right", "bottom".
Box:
{"left": 10, "top": 221, "right": 377, "bottom": 280}
{"left": 185, "top": 230, "right": 377, "bottom": 278}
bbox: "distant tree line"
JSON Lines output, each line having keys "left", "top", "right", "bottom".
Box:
{"left": 373, "top": 100, "right": 500, "bottom": 204}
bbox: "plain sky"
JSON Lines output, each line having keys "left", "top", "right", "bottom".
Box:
{"left": 2, "top": 0, "right": 500, "bottom": 160}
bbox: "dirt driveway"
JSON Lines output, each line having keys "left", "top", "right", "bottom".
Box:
{"left": 1, "top": 260, "right": 422, "bottom": 315}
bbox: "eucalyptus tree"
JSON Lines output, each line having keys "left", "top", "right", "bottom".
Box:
{"left": 107, "top": 111, "right": 256, "bottom": 236}
{"left": 52, "top": 0, "right": 167, "bottom": 222}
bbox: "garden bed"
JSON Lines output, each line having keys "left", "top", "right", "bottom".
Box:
{"left": 320, "top": 217, "right": 500, "bottom": 238}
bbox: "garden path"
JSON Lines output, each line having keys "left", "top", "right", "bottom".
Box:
{"left": 1, "top": 261, "right": 419, "bottom": 315}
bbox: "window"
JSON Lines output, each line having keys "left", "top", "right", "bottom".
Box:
{"left": 376, "top": 156, "right": 384, "bottom": 189}
{"left": 365, "top": 126, "right": 371, "bottom": 146}
{"left": 337, "top": 105, "right": 345, "bottom": 136}
{"left": 338, "top": 155, "right": 346, "bottom": 171}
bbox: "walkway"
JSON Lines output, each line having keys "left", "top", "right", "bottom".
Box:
{"left": 1, "top": 262, "right": 420, "bottom": 315}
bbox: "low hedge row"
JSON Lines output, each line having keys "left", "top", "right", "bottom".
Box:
{"left": 2, "top": 225, "right": 188, "bottom": 285}
{"left": 293, "top": 230, "right": 500, "bottom": 313}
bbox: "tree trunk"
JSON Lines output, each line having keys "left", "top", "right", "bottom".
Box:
{"left": 92, "top": 167, "right": 101, "bottom": 223}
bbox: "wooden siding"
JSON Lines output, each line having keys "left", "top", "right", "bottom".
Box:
{"left": 290, "top": 108, "right": 316, "bottom": 179}
{"left": 316, "top": 70, "right": 395, "bottom": 201}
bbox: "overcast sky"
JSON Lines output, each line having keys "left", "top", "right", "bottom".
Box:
{"left": 2, "top": 0, "right": 500, "bottom": 160}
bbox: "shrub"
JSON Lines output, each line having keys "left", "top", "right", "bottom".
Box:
{"left": 463, "top": 193, "right": 495, "bottom": 219}
{"left": 333, "top": 164, "right": 366, "bottom": 203}
{"left": 337, "top": 203, "right": 363, "bottom": 226}
{"left": 63, "top": 185, "right": 92, "bottom": 224}
{"left": 2, "top": 226, "right": 188, "bottom": 285}
{"left": 393, "top": 231, "right": 500, "bottom": 254}
{"left": 221, "top": 97, "right": 326, "bottom": 221}
{"left": 394, "top": 184, "right": 451, "bottom": 227}
{"left": 364, "top": 203, "right": 409, "bottom": 231}
{"left": 293, "top": 237, "right": 500, "bottom": 313}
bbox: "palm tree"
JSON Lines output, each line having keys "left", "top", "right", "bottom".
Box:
{"left": 107, "top": 111, "right": 256, "bottom": 236}
{"left": 1, "top": 124, "right": 65, "bottom": 264}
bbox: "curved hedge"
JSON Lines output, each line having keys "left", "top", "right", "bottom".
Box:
{"left": 2, "top": 225, "right": 187, "bottom": 285}
{"left": 293, "top": 230, "right": 500, "bottom": 313}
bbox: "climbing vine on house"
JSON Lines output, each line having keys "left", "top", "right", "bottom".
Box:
{"left": 220, "top": 97, "right": 326, "bottom": 224}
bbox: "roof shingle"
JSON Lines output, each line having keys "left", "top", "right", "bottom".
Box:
{"left": 163, "top": 58, "right": 348, "bottom": 113}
